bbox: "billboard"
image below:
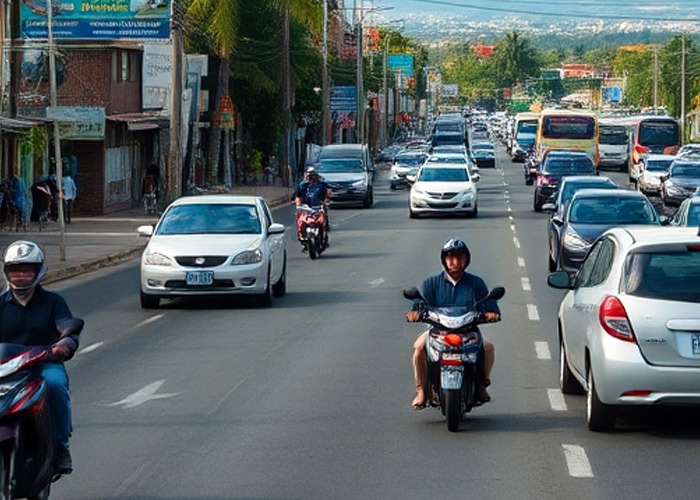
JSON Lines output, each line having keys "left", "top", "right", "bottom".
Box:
{"left": 388, "top": 54, "right": 414, "bottom": 78}
{"left": 20, "top": 0, "right": 170, "bottom": 39}
{"left": 330, "top": 86, "right": 357, "bottom": 113}
{"left": 442, "top": 84, "right": 459, "bottom": 98}
{"left": 45, "top": 106, "right": 106, "bottom": 140}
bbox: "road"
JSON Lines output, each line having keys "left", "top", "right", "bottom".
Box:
{"left": 47, "top": 147, "right": 700, "bottom": 500}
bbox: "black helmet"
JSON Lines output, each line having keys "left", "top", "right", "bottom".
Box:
{"left": 440, "top": 238, "right": 470, "bottom": 268}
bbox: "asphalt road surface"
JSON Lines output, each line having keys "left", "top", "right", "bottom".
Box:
{"left": 47, "top": 147, "right": 700, "bottom": 500}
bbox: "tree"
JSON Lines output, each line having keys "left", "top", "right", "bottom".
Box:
{"left": 492, "top": 31, "right": 541, "bottom": 89}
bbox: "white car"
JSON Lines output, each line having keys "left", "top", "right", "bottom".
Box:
{"left": 548, "top": 226, "right": 700, "bottom": 432}
{"left": 138, "top": 195, "right": 287, "bottom": 309}
{"left": 638, "top": 154, "right": 675, "bottom": 194}
{"left": 409, "top": 163, "right": 479, "bottom": 218}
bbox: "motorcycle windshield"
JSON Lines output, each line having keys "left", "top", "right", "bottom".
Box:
{"left": 427, "top": 307, "right": 477, "bottom": 329}
{"left": 0, "top": 344, "right": 46, "bottom": 378}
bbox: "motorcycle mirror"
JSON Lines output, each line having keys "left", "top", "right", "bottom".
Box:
{"left": 478, "top": 286, "right": 506, "bottom": 304}
{"left": 403, "top": 287, "right": 423, "bottom": 300}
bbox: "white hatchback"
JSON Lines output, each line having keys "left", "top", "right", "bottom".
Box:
{"left": 409, "top": 163, "right": 479, "bottom": 218}
{"left": 548, "top": 226, "right": 700, "bottom": 431}
{"left": 138, "top": 195, "right": 287, "bottom": 309}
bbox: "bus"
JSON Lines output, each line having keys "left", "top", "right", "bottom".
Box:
{"left": 536, "top": 110, "right": 599, "bottom": 166}
{"left": 510, "top": 112, "right": 539, "bottom": 162}
{"left": 598, "top": 119, "right": 630, "bottom": 171}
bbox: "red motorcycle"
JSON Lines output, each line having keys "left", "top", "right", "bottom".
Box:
{"left": 296, "top": 205, "right": 328, "bottom": 260}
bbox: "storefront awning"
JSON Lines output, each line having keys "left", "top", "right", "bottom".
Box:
{"left": 107, "top": 113, "right": 166, "bottom": 131}
{"left": 0, "top": 116, "right": 47, "bottom": 133}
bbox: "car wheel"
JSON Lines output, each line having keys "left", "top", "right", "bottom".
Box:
{"left": 257, "top": 270, "right": 273, "bottom": 307}
{"left": 559, "top": 336, "right": 583, "bottom": 395}
{"left": 533, "top": 193, "right": 542, "bottom": 212}
{"left": 140, "top": 291, "right": 160, "bottom": 309}
{"left": 586, "top": 368, "right": 617, "bottom": 432}
{"left": 465, "top": 203, "right": 478, "bottom": 218}
{"left": 548, "top": 253, "right": 557, "bottom": 272}
{"left": 272, "top": 255, "right": 287, "bottom": 298}
{"left": 409, "top": 208, "right": 418, "bottom": 219}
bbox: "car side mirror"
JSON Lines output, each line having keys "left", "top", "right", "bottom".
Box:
{"left": 547, "top": 270, "right": 575, "bottom": 290}
{"left": 659, "top": 215, "right": 670, "bottom": 226}
{"left": 138, "top": 225, "right": 154, "bottom": 237}
{"left": 471, "top": 174, "right": 481, "bottom": 183}
{"left": 542, "top": 203, "right": 556, "bottom": 212}
{"left": 268, "top": 223, "right": 285, "bottom": 235}
{"left": 659, "top": 174, "right": 669, "bottom": 182}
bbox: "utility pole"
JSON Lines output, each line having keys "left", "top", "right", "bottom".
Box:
{"left": 356, "top": 20, "right": 363, "bottom": 143}
{"left": 653, "top": 45, "right": 659, "bottom": 114}
{"left": 322, "top": 0, "right": 330, "bottom": 145}
{"left": 282, "top": 7, "right": 292, "bottom": 185}
{"left": 381, "top": 35, "right": 388, "bottom": 149}
{"left": 168, "top": 0, "right": 184, "bottom": 202}
{"left": 47, "top": 0, "right": 66, "bottom": 261}
{"left": 681, "top": 34, "right": 686, "bottom": 142}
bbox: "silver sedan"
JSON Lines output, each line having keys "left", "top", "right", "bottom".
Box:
{"left": 548, "top": 226, "right": 700, "bottom": 432}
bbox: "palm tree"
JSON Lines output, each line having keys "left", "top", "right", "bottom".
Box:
{"left": 493, "top": 31, "right": 540, "bottom": 89}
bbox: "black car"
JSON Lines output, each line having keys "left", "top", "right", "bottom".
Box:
{"left": 548, "top": 188, "right": 660, "bottom": 272}
{"left": 317, "top": 144, "right": 375, "bottom": 208}
{"left": 533, "top": 151, "right": 596, "bottom": 212}
{"left": 470, "top": 142, "right": 495, "bottom": 168}
{"left": 660, "top": 159, "right": 700, "bottom": 207}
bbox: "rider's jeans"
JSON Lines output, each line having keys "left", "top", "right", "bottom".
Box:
{"left": 41, "top": 363, "right": 71, "bottom": 450}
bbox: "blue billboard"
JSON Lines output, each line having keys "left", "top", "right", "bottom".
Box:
{"left": 388, "top": 54, "right": 414, "bottom": 78}
{"left": 20, "top": 0, "right": 170, "bottom": 40}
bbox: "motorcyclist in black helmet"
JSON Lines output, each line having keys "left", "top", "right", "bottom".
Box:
{"left": 0, "top": 240, "right": 83, "bottom": 475}
{"left": 407, "top": 239, "right": 500, "bottom": 408}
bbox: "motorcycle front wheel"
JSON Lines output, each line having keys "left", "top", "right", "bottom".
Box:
{"left": 444, "top": 390, "right": 462, "bottom": 432}
{"left": 0, "top": 448, "right": 9, "bottom": 500}
{"left": 308, "top": 235, "right": 318, "bottom": 260}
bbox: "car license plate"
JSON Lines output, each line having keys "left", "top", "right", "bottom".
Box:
{"left": 693, "top": 335, "right": 700, "bottom": 355}
{"left": 186, "top": 271, "right": 213, "bottom": 286}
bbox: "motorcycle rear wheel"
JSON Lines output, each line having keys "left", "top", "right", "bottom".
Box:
{"left": 444, "top": 390, "right": 462, "bottom": 432}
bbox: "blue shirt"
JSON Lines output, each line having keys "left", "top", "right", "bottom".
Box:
{"left": 295, "top": 180, "right": 330, "bottom": 207}
{"left": 419, "top": 270, "right": 500, "bottom": 315}
{"left": 0, "top": 287, "right": 74, "bottom": 346}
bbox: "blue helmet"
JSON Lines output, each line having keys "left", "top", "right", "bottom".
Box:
{"left": 441, "top": 238, "right": 470, "bottom": 268}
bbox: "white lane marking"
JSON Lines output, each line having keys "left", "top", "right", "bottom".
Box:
{"left": 507, "top": 206, "right": 512, "bottom": 212}
{"left": 368, "top": 278, "right": 385, "bottom": 288}
{"left": 562, "top": 444, "right": 594, "bottom": 478}
{"left": 108, "top": 380, "right": 179, "bottom": 409}
{"left": 535, "top": 341, "right": 551, "bottom": 359}
{"left": 527, "top": 304, "right": 540, "bottom": 321}
{"left": 509, "top": 215, "right": 514, "bottom": 221}
{"left": 521, "top": 277, "right": 531, "bottom": 291}
{"left": 548, "top": 388, "right": 567, "bottom": 411}
{"left": 518, "top": 257, "right": 526, "bottom": 268}
{"left": 134, "top": 314, "right": 164, "bottom": 329}
{"left": 511, "top": 224, "right": 517, "bottom": 233}
{"left": 78, "top": 342, "right": 104, "bottom": 355}
{"left": 513, "top": 237, "right": 520, "bottom": 249}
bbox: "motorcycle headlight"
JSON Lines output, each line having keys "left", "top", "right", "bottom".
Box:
{"left": 232, "top": 249, "right": 263, "bottom": 265}
{"left": 143, "top": 252, "right": 174, "bottom": 267}
{"left": 563, "top": 228, "right": 591, "bottom": 251}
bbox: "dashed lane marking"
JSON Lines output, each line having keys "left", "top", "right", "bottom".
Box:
{"left": 548, "top": 388, "right": 567, "bottom": 411}
{"left": 518, "top": 257, "right": 526, "bottom": 268}
{"left": 78, "top": 342, "right": 104, "bottom": 355}
{"left": 521, "top": 277, "right": 531, "bottom": 291}
{"left": 368, "top": 278, "right": 385, "bottom": 288}
{"left": 527, "top": 304, "right": 540, "bottom": 321}
{"left": 535, "top": 341, "right": 551, "bottom": 359}
{"left": 562, "top": 444, "right": 594, "bottom": 478}
{"left": 513, "top": 237, "right": 520, "bottom": 249}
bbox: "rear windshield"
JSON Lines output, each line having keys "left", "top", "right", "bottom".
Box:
{"left": 622, "top": 252, "right": 700, "bottom": 302}
{"left": 158, "top": 204, "right": 261, "bottom": 235}
{"left": 432, "top": 135, "right": 464, "bottom": 147}
{"left": 569, "top": 197, "right": 657, "bottom": 225}
{"left": 427, "top": 156, "right": 467, "bottom": 164}
{"left": 560, "top": 182, "right": 616, "bottom": 206}
{"left": 646, "top": 159, "right": 673, "bottom": 172}
{"left": 318, "top": 148, "right": 363, "bottom": 160}
{"left": 639, "top": 120, "right": 679, "bottom": 147}
{"left": 395, "top": 155, "right": 426, "bottom": 167}
{"left": 600, "top": 126, "right": 628, "bottom": 145}
{"left": 670, "top": 162, "right": 700, "bottom": 178}
{"left": 418, "top": 168, "right": 469, "bottom": 182}
{"left": 543, "top": 157, "right": 595, "bottom": 175}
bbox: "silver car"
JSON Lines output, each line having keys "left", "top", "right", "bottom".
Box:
{"left": 138, "top": 195, "right": 287, "bottom": 309}
{"left": 548, "top": 226, "right": 700, "bottom": 432}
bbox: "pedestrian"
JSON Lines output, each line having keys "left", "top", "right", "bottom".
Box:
{"left": 62, "top": 168, "right": 77, "bottom": 224}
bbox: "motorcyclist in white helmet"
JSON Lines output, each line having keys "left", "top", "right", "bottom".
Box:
{"left": 0, "top": 241, "right": 83, "bottom": 475}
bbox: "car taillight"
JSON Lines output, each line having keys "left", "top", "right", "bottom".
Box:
{"left": 635, "top": 144, "right": 651, "bottom": 155}
{"left": 599, "top": 295, "right": 636, "bottom": 342}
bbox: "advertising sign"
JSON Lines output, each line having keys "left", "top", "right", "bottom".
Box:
{"left": 602, "top": 86, "right": 622, "bottom": 103}
{"left": 21, "top": 0, "right": 170, "bottom": 40}
{"left": 442, "top": 84, "right": 459, "bottom": 98}
{"left": 330, "top": 86, "right": 357, "bottom": 113}
{"left": 45, "top": 106, "right": 106, "bottom": 140}
{"left": 388, "top": 54, "right": 414, "bottom": 78}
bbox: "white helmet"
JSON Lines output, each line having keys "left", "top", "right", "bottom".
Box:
{"left": 3, "top": 240, "right": 47, "bottom": 293}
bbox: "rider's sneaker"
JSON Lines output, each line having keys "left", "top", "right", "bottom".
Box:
{"left": 54, "top": 447, "right": 73, "bottom": 475}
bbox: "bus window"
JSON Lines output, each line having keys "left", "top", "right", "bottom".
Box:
{"left": 543, "top": 116, "right": 595, "bottom": 140}
{"left": 639, "top": 120, "right": 679, "bottom": 148}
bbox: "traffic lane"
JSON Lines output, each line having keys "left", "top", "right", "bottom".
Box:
{"left": 498, "top": 147, "right": 700, "bottom": 498}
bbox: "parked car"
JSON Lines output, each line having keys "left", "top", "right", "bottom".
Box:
{"left": 316, "top": 144, "right": 375, "bottom": 208}
{"left": 669, "top": 192, "right": 700, "bottom": 226}
{"left": 638, "top": 154, "right": 675, "bottom": 195}
{"left": 533, "top": 150, "right": 597, "bottom": 212}
{"left": 547, "top": 188, "right": 659, "bottom": 273}
{"left": 660, "top": 158, "right": 700, "bottom": 207}
{"left": 548, "top": 226, "right": 700, "bottom": 431}
{"left": 138, "top": 195, "right": 287, "bottom": 309}
{"left": 390, "top": 151, "right": 427, "bottom": 190}
{"left": 409, "top": 164, "right": 479, "bottom": 218}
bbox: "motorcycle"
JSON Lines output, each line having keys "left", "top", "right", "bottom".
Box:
{"left": 0, "top": 318, "right": 83, "bottom": 500}
{"left": 524, "top": 152, "right": 539, "bottom": 186}
{"left": 404, "top": 286, "right": 505, "bottom": 432}
{"left": 296, "top": 204, "right": 328, "bottom": 260}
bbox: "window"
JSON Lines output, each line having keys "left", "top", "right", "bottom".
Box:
{"left": 622, "top": 251, "right": 700, "bottom": 303}
{"left": 112, "top": 50, "right": 142, "bottom": 83}
{"left": 576, "top": 238, "right": 615, "bottom": 288}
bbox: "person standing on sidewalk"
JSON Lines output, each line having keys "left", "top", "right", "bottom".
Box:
{"left": 62, "top": 169, "right": 77, "bottom": 224}
{"left": 0, "top": 241, "right": 83, "bottom": 475}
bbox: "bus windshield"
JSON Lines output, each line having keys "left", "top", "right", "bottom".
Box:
{"left": 639, "top": 120, "right": 679, "bottom": 147}
{"left": 517, "top": 121, "right": 537, "bottom": 135}
{"left": 543, "top": 116, "right": 595, "bottom": 140}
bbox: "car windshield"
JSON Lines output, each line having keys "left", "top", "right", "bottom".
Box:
{"left": 427, "top": 156, "right": 466, "bottom": 164}
{"left": 395, "top": 155, "right": 426, "bottom": 167}
{"left": 316, "top": 159, "right": 364, "bottom": 173}
{"left": 622, "top": 252, "right": 700, "bottom": 303}
{"left": 569, "top": 197, "right": 656, "bottom": 224}
{"left": 158, "top": 203, "right": 261, "bottom": 235}
{"left": 418, "top": 168, "right": 469, "bottom": 182}
{"left": 560, "top": 183, "right": 616, "bottom": 206}
{"left": 646, "top": 159, "right": 673, "bottom": 172}
{"left": 670, "top": 163, "right": 700, "bottom": 177}
{"left": 543, "top": 157, "right": 594, "bottom": 175}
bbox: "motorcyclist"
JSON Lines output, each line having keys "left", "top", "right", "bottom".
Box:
{"left": 407, "top": 239, "right": 500, "bottom": 409}
{"left": 294, "top": 166, "right": 331, "bottom": 237}
{"left": 0, "top": 241, "right": 82, "bottom": 475}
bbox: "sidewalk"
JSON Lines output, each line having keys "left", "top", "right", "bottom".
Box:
{"left": 0, "top": 185, "right": 294, "bottom": 286}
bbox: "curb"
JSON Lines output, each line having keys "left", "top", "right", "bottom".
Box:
{"left": 43, "top": 246, "right": 146, "bottom": 285}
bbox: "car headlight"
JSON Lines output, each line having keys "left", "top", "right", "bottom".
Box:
{"left": 232, "top": 249, "right": 263, "bottom": 265}
{"left": 352, "top": 179, "right": 367, "bottom": 188}
{"left": 563, "top": 228, "right": 591, "bottom": 251}
{"left": 412, "top": 187, "right": 425, "bottom": 195}
{"left": 143, "top": 252, "right": 174, "bottom": 267}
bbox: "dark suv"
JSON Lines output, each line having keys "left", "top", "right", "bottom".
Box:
{"left": 533, "top": 150, "right": 596, "bottom": 212}
{"left": 316, "top": 144, "right": 375, "bottom": 208}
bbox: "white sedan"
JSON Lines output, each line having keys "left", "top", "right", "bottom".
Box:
{"left": 409, "top": 163, "right": 479, "bottom": 218}
{"left": 138, "top": 195, "right": 287, "bottom": 309}
{"left": 548, "top": 226, "right": 700, "bottom": 431}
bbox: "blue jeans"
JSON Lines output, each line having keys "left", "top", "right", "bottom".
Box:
{"left": 41, "top": 363, "right": 71, "bottom": 450}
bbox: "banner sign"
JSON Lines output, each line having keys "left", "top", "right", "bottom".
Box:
{"left": 442, "top": 84, "right": 459, "bottom": 98}
{"left": 46, "top": 106, "right": 106, "bottom": 140}
{"left": 21, "top": 0, "right": 170, "bottom": 40}
{"left": 388, "top": 54, "right": 414, "bottom": 78}
{"left": 330, "top": 86, "right": 357, "bottom": 113}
